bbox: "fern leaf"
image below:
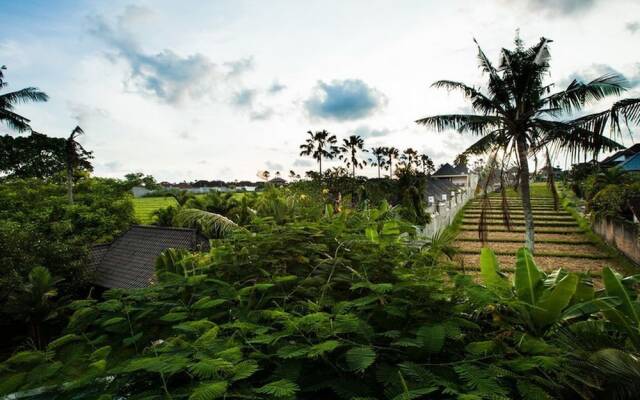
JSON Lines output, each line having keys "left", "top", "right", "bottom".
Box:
{"left": 189, "top": 381, "right": 228, "bottom": 400}
{"left": 255, "top": 379, "right": 300, "bottom": 398}
{"left": 416, "top": 325, "right": 446, "bottom": 353}
{"left": 345, "top": 346, "right": 376, "bottom": 372}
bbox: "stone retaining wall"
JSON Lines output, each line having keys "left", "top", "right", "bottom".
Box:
{"left": 592, "top": 216, "right": 640, "bottom": 265}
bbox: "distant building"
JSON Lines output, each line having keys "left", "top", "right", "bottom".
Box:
{"left": 432, "top": 163, "right": 472, "bottom": 188}
{"left": 619, "top": 153, "right": 640, "bottom": 172}
{"left": 423, "top": 177, "right": 461, "bottom": 206}
{"left": 89, "top": 226, "right": 209, "bottom": 289}
{"left": 268, "top": 177, "right": 287, "bottom": 186}
{"left": 600, "top": 143, "right": 640, "bottom": 168}
{"left": 131, "top": 186, "right": 152, "bottom": 198}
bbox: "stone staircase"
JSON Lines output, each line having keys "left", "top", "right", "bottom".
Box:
{"left": 454, "top": 189, "right": 623, "bottom": 274}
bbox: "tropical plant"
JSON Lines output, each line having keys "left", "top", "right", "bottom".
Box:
{"left": 299, "top": 129, "right": 338, "bottom": 174}
{"left": 384, "top": 146, "right": 399, "bottom": 178}
{"left": 418, "top": 153, "right": 435, "bottom": 175}
{"left": 368, "top": 146, "right": 387, "bottom": 178}
{"left": 416, "top": 35, "right": 640, "bottom": 252}
{"left": 5, "top": 267, "right": 62, "bottom": 349}
{"left": 2, "top": 218, "right": 603, "bottom": 399}
{"left": 338, "top": 135, "right": 368, "bottom": 177}
{"left": 479, "top": 247, "right": 592, "bottom": 336}
{"left": 0, "top": 65, "right": 48, "bottom": 132}
{"left": 64, "top": 126, "right": 93, "bottom": 204}
{"left": 400, "top": 147, "right": 419, "bottom": 171}
{"left": 173, "top": 208, "right": 239, "bottom": 238}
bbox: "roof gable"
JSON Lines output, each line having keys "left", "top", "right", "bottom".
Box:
{"left": 621, "top": 153, "right": 640, "bottom": 172}
{"left": 433, "top": 163, "right": 459, "bottom": 176}
{"left": 91, "top": 226, "right": 208, "bottom": 289}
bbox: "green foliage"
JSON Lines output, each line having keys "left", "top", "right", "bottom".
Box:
{"left": 0, "top": 177, "right": 134, "bottom": 348}
{"left": 4, "top": 210, "right": 636, "bottom": 399}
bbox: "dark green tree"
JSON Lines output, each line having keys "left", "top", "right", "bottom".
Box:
{"left": 384, "top": 146, "right": 399, "bottom": 178}
{"left": 368, "top": 146, "right": 386, "bottom": 178}
{"left": 299, "top": 130, "right": 338, "bottom": 174}
{"left": 65, "top": 126, "right": 93, "bottom": 204}
{"left": 338, "top": 135, "right": 368, "bottom": 177}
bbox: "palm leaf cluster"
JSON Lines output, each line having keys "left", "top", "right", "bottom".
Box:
{"left": 0, "top": 65, "right": 48, "bottom": 132}
{"left": 417, "top": 35, "right": 639, "bottom": 251}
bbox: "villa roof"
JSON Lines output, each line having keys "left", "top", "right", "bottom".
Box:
{"left": 90, "top": 225, "right": 209, "bottom": 289}
{"left": 433, "top": 163, "right": 468, "bottom": 177}
{"left": 601, "top": 143, "right": 640, "bottom": 166}
{"left": 620, "top": 152, "right": 640, "bottom": 172}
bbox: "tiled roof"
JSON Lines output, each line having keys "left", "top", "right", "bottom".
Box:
{"left": 91, "top": 225, "right": 209, "bottom": 289}
{"left": 433, "top": 163, "right": 459, "bottom": 176}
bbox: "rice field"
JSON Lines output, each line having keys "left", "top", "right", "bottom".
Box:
{"left": 132, "top": 197, "right": 179, "bottom": 224}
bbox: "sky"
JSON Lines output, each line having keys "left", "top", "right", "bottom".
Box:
{"left": 1, "top": 0, "right": 640, "bottom": 181}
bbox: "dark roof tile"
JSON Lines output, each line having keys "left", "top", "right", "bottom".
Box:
{"left": 91, "top": 225, "right": 208, "bottom": 289}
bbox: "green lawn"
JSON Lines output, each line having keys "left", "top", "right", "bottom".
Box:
{"left": 132, "top": 197, "right": 179, "bottom": 224}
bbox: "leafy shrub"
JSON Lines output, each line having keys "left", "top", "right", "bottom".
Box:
{"left": 3, "top": 214, "right": 638, "bottom": 399}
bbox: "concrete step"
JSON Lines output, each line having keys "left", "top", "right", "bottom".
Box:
{"left": 457, "top": 254, "right": 614, "bottom": 274}
{"left": 455, "top": 241, "right": 607, "bottom": 258}
{"left": 456, "top": 231, "right": 592, "bottom": 243}
{"left": 460, "top": 226, "right": 583, "bottom": 233}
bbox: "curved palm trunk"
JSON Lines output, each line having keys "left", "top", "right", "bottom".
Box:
{"left": 516, "top": 138, "right": 535, "bottom": 252}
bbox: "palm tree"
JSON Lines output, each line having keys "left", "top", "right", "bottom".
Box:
{"left": 369, "top": 146, "right": 386, "bottom": 178}
{"left": 338, "top": 135, "right": 368, "bottom": 177}
{"left": 418, "top": 154, "right": 435, "bottom": 175}
{"left": 8, "top": 267, "right": 62, "bottom": 349}
{"left": 384, "top": 147, "right": 399, "bottom": 178}
{"left": 0, "top": 65, "right": 48, "bottom": 132}
{"left": 400, "top": 148, "right": 419, "bottom": 171}
{"left": 299, "top": 130, "right": 338, "bottom": 174}
{"left": 416, "top": 35, "right": 639, "bottom": 252}
{"left": 65, "top": 126, "right": 93, "bottom": 204}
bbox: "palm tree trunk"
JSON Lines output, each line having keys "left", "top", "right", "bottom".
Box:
{"left": 377, "top": 164, "right": 381, "bottom": 179}
{"left": 353, "top": 163, "right": 356, "bottom": 178}
{"left": 319, "top": 157, "right": 322, "bottom": 175}
{"left": 389, "top": 159, "right": 393, "bottom": 179}
{"left": 66, "top": 166, "right": 74, "bottom": 204}
{"left": 516, "top": 138, "right": 534, "bottom": 253}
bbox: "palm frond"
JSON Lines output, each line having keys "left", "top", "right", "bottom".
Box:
{"left": 610, "top": 97, "right": 640, "bottom": 132}
{"left": 543, "top": 74, "right": 627, "bottom": 114}
{"left": 429, "top": 80, "right": 503, "bottom": 115}
{"left": 416, "top": 114, "right": 501, "bottom": 135}
{"left": 0, "top": 87, "right": 49, "bottom": 106}
{"left": 174, "top": 208, "right": 239, "bottom": 239}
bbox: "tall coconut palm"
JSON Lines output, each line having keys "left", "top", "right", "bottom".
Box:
{"left": 384, "top": 147, "right": 400, "bottom": 178}
{"left": 418, "top": 154, "right": 435, "bottom": 175}
{"left": 416, "top": 35, "right": 639, "bottom": 252}
{"left": 65, "top": 126, "right": 93, "bottom": 204}
{"left": 299, "top": 130, "right": 338, "bottom": 175}
{"left": 0, "top": 65, "right": 48, "bottom": 132}
{"left": 400, "top": 148, "right": 419, "bottom": 171}
{"left": 338, "top": 135, "right": 368, "bottom": 177}
{"left": 368, "top": 146, "right": 386, "bottom": 178}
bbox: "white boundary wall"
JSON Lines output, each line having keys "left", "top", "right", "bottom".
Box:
{"left": 419, "top": 174, "right": 478, "bottom": 238}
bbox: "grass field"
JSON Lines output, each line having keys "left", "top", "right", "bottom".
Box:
{"left": 132, "top": 197, "right": 179, "bottom": 224}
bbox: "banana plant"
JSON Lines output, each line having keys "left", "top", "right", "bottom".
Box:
{"left": 596, "top": 267, "right": 640, "bottom": 350}
{"left": 480, "top": 247, "right": 591, "bottom": 335}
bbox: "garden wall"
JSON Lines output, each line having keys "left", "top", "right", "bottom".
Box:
{"left": 420, "top": 174, "right": 478, "bottom": 238}
{"left": 592, "top": 216, "right": 640, "bottom": 265}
